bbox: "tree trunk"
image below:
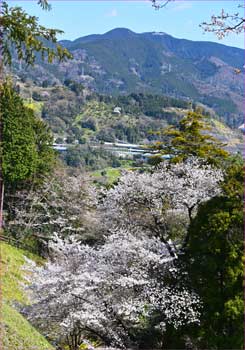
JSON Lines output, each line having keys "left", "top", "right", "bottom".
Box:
{"left": 0, "top": 182, "right": 4, "bottom": 230}
{"left": 0, "top": 3, "right": 4, "bottom": 349}
{"left": 0, "top": 0, "right": 4, "bottom": 231}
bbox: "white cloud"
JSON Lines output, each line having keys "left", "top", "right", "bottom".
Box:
{"left": 106, "top": 9, "right": 118, "bottom": 17}
{"left": 171, "top": 1, "right": 192, "bottom": 12}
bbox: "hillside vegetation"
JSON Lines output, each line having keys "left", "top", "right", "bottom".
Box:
{"left": 17, "top": 83, "right": 243, "bottom": 155}
{"left": 1, "top": 242, "right": 54, "bottom": 350}
{"left": 14, "top": 28, "right": 244, "bottom": 127}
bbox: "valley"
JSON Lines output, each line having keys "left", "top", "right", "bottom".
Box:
{"left": 17, "top": 79, "right": 243, "bottom": 172}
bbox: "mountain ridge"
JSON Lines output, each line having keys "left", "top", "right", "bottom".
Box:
{"left": 16, "top": 27, "right": 244, "bottom": 127}
{"left": 61, "top": 27, "right": 244, "bottom": 52}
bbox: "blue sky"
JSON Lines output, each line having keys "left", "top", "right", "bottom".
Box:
{"left": 8, "top": 1, "right": 244, "bottom": 48}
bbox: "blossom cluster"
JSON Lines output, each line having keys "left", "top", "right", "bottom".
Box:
{"left": 26, "top": 231, "right": 201, "bottom": 348}
{"left": 6, "top": 169, "right": 99, "bottom": 242}
{"left": 101, "top": 158, "right": 223, "bottom": 244}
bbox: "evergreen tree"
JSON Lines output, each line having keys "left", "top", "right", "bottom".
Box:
{"left": 0, "top": 0, "right": 72, "bottom": 230}
{"left": 1, "top": 81, "right": 54, "bottom": 188}
{"left": 154, "top": 110, "right": 228, "bottom": 165}
{"left": 184, "top": 161, "right": 244, "bottom": 349}
{"left": 1, "top": 0, "right": 72, "bottom": 66}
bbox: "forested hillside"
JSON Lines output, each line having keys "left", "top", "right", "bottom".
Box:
{"left": 14, "top": 28, "right": 244, "bottom": 127}
{"left": 18, "top": 81, "right": 243, "bottom": 155}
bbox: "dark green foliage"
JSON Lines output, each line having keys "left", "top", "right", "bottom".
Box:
{"left": 0, "top": 82, "right": 54, "bottom": 187}
{"left": 41, "top": 80, "right": 49, "bottom": 88}
{"left": 55, "top": 137, "right": 64, "bottom": 144}
{"left": 2, "top": 87, "right": 38, "bottom": 184}
{"left": 97, "top": 129, "right": 116, "bottom": 143}
{"left": 155, "top": 110, "right": 228, "bottom": 165}
{"left": 99, "top": 93, "right": 189, "bottom": 117}
{"left": 114, "top": 124, "right": 141, "bottom": 144}
{"left": 32, "top": 118, "right": 55, "bottom": 179}
{"left": 62, "top": 144, "right": 121, "bottom": 170}
{"left": 80, "top": 118, "right": 97, "bottom": 131}
{"left": 64, "top": 79, "right": 84, "bottom": 95}
{"left": 202, "top": 95, "right": 237, "bottom": 117}
{"left": 66, "top": 136, "right": 76, "bottom": 144}
{"left": 185, "top": 162, "right": 244, "bottom": 349}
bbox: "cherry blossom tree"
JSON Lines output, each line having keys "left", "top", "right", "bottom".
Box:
{"left": 151, "top": 1, "right": 244, "bottom": 41}
{"left": 5, "top": 168, "right": 100, "bottom": 250}
{"left": 25, "top": 232, "right": 201, "bottom": 350}
{"left": 19, "top": 159, "right": 223, "bottom": 349}
{"left": 200, "top": 5, "right": 244, "bottom": 39}
{"left": 101, "top": 158, "right": 223, "bottom": 254}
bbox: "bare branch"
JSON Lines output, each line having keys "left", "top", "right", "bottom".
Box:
{"left": 200, "top": 6, "right": 245, "bottom": 39}
{"left": 151, "top": 0, "right": 172, "bottom": 10}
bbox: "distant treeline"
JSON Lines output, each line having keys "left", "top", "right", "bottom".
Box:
{"left": 96, "top": 92, "right": 190, "bottom": 118}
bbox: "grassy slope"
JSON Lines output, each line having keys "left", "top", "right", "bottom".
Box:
{"left": 92, "top": 167, "right": 121, "bottom": 185}
{"left": 1, "top": 242, "right": 54, "bottom": 350}
{"left": 91, "top": 160, "right": 151, "bottom": 186}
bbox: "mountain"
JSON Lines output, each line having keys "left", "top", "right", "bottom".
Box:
{"left": 15, "top": 28, "right": 244, "bottom": 126}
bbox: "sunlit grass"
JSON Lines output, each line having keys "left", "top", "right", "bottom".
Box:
{"left": 1, "top": 242, "right": 54, "bottom": 350}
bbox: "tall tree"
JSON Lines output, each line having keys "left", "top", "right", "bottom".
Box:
{"left": 0, "top": 0, "right": 72, "bottom": 229}
{"left": 153, "top": 111, "right": 228, "bottom": 165}
{"left": 1, "top": 81, "right": 54, "bottom": 187}
{"left": 184, "top": 161, "right": 244, "bottom": 349}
